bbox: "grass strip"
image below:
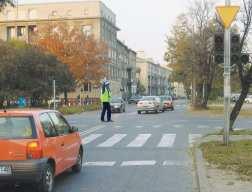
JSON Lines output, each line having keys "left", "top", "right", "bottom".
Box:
{"left": 59, "top": 104, "right": 100, "bottom": 115}
{"left": 201, "top": 140, "right": 252, "bottom": 180}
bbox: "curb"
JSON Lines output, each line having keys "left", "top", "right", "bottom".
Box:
{"left": 194, "top": 146, "right": 211, "bottom": 192}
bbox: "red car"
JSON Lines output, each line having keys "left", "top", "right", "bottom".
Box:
{"left": 0, "top": 109, "right": 83, "bottom": 192}
{"left": 161, "top": 96, "right": 174, "bottom": 111}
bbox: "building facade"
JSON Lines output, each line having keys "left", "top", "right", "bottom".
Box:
{"left": 172, "top": 82, "right": 186, "bottom": 98}
{"left": 136, "top": 51, "right": 172, "bottom": 96}
{"left": 0, "top": 1, "right": 136, "bottom": 99}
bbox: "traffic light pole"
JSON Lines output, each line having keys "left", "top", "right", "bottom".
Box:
{"left": 224, "top": 0, "right": 231, "bottom": 145}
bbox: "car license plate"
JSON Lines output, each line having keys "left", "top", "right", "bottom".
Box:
{"left": 0, "top": 165, "right": 12, "bottom": 175}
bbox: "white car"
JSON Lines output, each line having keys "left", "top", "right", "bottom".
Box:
{"left": 245, "top": 95, "right": 252, "bottom": 104}
{"left": 137, "top": 96, "right": 162, "bottom": 114}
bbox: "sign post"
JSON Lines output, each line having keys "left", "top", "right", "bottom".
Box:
{"left": 216, "top": 2, "right": 239, "bottom": 145}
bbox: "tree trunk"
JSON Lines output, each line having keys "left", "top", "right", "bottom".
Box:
{"left": 192, "top": 73, "right": 196, "bottom": 107}
{"left": 230, "top": 83, "right": 250, "bottom": 131}
{"left": 202, "top": 83, "right": 212, "bottom": 108}
{"left": 64, "top": 89, "right": 68, "bottom": 106}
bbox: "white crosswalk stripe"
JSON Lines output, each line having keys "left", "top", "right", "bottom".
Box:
{"left": 189, "top": 134, "right": 202, "bottom": 147}
{"left": 127, "top": 134, "right": 151, "bottom": 147}
{"left": 82, "top": 134, "right": 103, "bottom": 145}
{"left": 83, "top": 161, "right": 116, "bottom": 167}
{"left": 121, "top": 161, "right": 156, "bottom": 166}
{"left": 157, "top": 134, "right": 176, "bottom": 148}
{"left": 83, "top": 160, "right": 189, "bottom": 167}
{"left": 82, "top": 133, "right": 203, "bottom": 148}
{"left": 98, "top": 134, "right": 127, "bottom": 147}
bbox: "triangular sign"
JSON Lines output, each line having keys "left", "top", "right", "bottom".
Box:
{"left": 216, "top": 6, "right": 240, "bottom": 29}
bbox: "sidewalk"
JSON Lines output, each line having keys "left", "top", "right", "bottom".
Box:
{"left": 193, "top": 135, "right": 252, "bottom": 192}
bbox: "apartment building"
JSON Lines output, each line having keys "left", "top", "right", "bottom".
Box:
{"left": 0, "top": 1, "right": 136, "bottom": 99}
{"left": 136, "top": 51, "right": 172, "bottom": 96}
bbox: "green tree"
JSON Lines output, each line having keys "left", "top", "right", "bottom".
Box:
{"left": 0, "top": 40, "right": 74, "bottom": 107}
{"left": 165, "top": 3, "right": 217, "bottom": 109}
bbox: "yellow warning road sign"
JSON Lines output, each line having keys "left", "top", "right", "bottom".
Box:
{"left": 216, "top": 6, "right": 240, "bottom": 29}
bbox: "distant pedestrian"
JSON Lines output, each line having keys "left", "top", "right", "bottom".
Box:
{"left": 100, "top": 80, "right": 113, "bottom": 122}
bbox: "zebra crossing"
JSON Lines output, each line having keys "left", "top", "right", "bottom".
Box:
{"left": 82, "top": 133, "right": 202, "bottom": 148}
{"left": 83, "top": 160, "right": 190, "bottom": 168}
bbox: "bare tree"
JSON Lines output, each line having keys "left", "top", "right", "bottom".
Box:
{"left": 230, "top": 0, "right": 252, "bottom": 130}
{"left": 0, "top": 0, "right": 14, "bottom": 12}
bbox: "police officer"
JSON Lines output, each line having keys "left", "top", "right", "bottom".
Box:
{"left": 100, "top": 80, "right": 113, "bottom": 122}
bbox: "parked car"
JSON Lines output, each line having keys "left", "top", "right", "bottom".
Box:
{"left": 0, "top": 109, "right": 83, "bottom": 192}
{"left": 110, "top": 97, "right": 126, "bottom": 113}
{"left": 158, "top": 96, "right": 166, "bottom": 112}
{"left": 245, "top": 95, "right": 252, "bottom": 104}
{"left": 137, "top": 96, "right": 162, "bottom": 114}
{"left": 128, "top": 96, "right": 142, "bottom": 104}
{"left": 160, "top": 96, "right": 174, "bottom": 111}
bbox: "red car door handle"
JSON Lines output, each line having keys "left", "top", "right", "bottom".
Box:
{"left": 61, "top": 143, "right": 65, "bottom": 147}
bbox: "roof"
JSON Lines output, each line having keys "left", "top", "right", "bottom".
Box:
{"left": 0, "top": 108, "right": 56, "bottom": 116}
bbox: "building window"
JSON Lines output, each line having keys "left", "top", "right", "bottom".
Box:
{"left": 66, "top": 10, "right": 72, "bottom": 16}
{"left": 7, "top": 26, "right": 15, "bottom": 41}
{"left": 51, "top": 11, "right": 58, "bottom": 17}
{"left": 28, "top": 25, "right": 37, "bottom": 33}
{"left": 84, "top": 82, "right": 92, "bottom": 92}
{"left": 6, "top": 10, "right": 14, "bottom": 20}
{"left": 83, "top": 8, "right": 88, "bottom": 16}
{"left": 28, "top": 25, "right": 37, "bottom": 42}
{"left": 17, "top": 26, "right": 26, "bottom": 38}
{"left": 28, "top": 9, "right": 37, "bottom": 19}
{"left": 82, "top": 25, "right": 93, "bottom": 36}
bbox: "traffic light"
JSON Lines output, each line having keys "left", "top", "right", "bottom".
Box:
{"left": 214, "top": 33, "right": 224, "bottom": 64}
{"left": 241, "top": 54, "right": 249, "bottom": 64}
{"left": 231, "top": 34, "right": 241, "bottom": 65}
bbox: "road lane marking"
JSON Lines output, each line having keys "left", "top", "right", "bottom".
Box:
{"left": 157, "top": 134, "right": 176, "bottom": 148}
{"left": 127, "top": 134, "right": 151, "bottom": 147}
{"left": 80, "top": 125, "right": 106, "bottom": 136}
{"left": 82, "top": 134, "right": 103, "bottom": 145}
{"left": 127, "top": 112, "right": 137, "bottom": 115}
{"left": 163, "top": 160, "right": 189, "bottom": 167}
{"left": 173, "top": 124, "right": 183, "bottom": 128}
{"left": 83, "top": 161, "right": 116, "bottom": 167}
{"left": 136, "top": 125, "right": 144, "bottom": 128}
{"left": 189, "top": 134, "right": 202, "bottom": 147}
{"left": 98, "top": 134, "right": 127, "bottom": 147}
{"left": 152, "top": 125, "right": 161, "bottom": 128}
{"left": 121, "top": 161, "right": 156, "bottom": 166}
{"left": 197, "top": 125, "right": 209, "bottom": 129}
{"left": 215, "top": 126, "right": 223, "bottom": 130}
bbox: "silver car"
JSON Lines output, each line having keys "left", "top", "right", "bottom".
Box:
{"left": 110, "top": 97, "right": 126, "bottom": 113}
{"left": 137, "top": 96, "right": 162, "bottom": 114}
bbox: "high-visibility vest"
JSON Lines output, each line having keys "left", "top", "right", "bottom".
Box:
{"left": 100, "top": 88, "right": 111, "bottom": 102}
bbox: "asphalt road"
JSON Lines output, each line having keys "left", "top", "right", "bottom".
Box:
{"left": 1, "top": 100, "right": 252, "bottom": 192}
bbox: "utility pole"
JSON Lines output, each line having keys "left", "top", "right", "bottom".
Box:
{"left": 223, "top": 0, "right": 231, "bottom": 145}
{"left": 149, "top": 69, "right": 152, "bottom": 96}
{"left": 53, "top": 80, "right": 56, "bottom": 110}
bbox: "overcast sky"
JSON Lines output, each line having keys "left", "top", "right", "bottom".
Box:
{"left": 18, "top": 0, "right": 239, "bottom": 63}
